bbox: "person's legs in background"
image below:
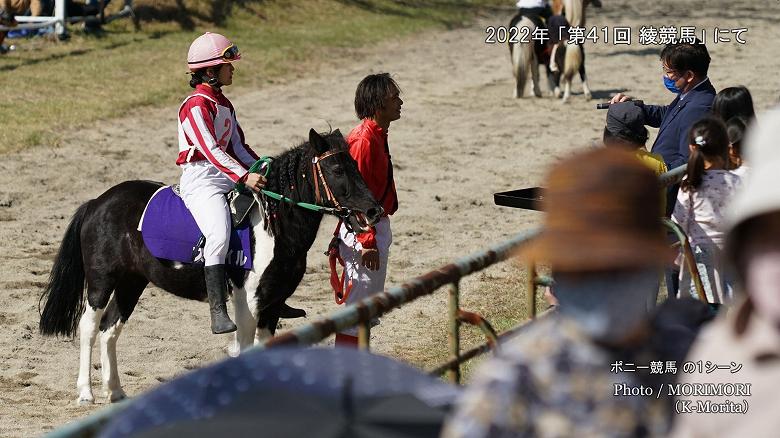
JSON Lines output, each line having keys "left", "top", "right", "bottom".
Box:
{"left": 664, "top": 184, "right": 681, "bottom": 299}
{"left": 0, "top": 0, "right": 33, "bottom": 53}
{"left": 0, "top": 31, "right": 8, "bottom": 54}
{"left": 83, "top": 0, "right": 111, "bottom": 33}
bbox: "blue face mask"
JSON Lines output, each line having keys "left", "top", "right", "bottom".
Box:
{"left": 663, "top": 76, "right": 681, "bottom": 94}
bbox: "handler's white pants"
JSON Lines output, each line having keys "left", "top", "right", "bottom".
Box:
{"left": 180, "top": 161, "right": 234, "bottom": 266}
{"left": 337, "top": 217, "right": 392, "bottom": 337}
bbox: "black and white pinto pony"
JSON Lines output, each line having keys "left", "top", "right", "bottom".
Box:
{"left": 510, "top": 0, "right": 596, "bottom": 103}
{"left": 39, "top": 129, "right": 382, "bottom": 404}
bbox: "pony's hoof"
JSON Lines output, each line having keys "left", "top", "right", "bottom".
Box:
{"left": 76, "top": 396, "right": 94, "bottom": 406}
{"left": 533, "top": 89, "right": 543, "bottom": 98}
{"left": 227, "top": 342, "right": 241, "bottom": 358}
{"left": 554, "top": 89, "right": 562, "bottom": 98}
{"left": 254, "top": 328, "right": 273, "bottom": 344}
{"left": 584, "top": 92, "right": 592, "bottom": 101}
{"left": 108, "top": 390, "right": 128, "bottom": 403}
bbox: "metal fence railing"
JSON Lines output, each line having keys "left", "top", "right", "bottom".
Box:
{"left": 260, "top": 228, "right": 553, "bottom": 384}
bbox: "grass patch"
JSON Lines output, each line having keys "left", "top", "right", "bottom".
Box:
{"left": 0, "top": 0, "right": 504, "bottom": 153}
{"left": 391, "top": 262, "right": 551, "bottom": 383}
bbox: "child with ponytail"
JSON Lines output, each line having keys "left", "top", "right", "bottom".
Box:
{"left": 725, "top": 116, "right": 750, "bottom": 178}
{"left": 672, "top": 117, "right": 742, "bottom": 305}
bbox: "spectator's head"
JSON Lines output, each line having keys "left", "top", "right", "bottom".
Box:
{"left": 713, "top": 86, "right": 756, "bottom": 123}
{"left": 726, "top": 108, "right": 780, "bottom": 330}
{"left": 660, "top": 40, "right": 710, "bottom": 94}
{"left": 354, "top": 73, "right": 402, "bottom": 122}
{"left": 726, "top": 116, "right": 749, "bottom": 169}
{"left": 681, "top": 116, "right": 730, "bottom": 192}
{"left": 187, "top": 32, "right": 241, "bottom": 88}
{"left": 517, "top": 149, "right": 671, "bottom": 342}
{"left": 603, "top": 102, "right": 649, "bottom": 148}
{"left": 519, "top": 148, "right": 668, "bottom": 273}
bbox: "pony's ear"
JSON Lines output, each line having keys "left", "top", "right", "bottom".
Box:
{"left": 309, "top": 128, "right": 329, "bottom": 154}
{"left": 332, "top": 128, "right": 343, "bottom": 139}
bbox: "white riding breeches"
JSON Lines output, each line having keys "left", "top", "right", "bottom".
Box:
{"left": 179, "top": 161, "right": 234, "bottom": 266}
{"left": 337, "top": 217, "right": 392, "bottom": 337}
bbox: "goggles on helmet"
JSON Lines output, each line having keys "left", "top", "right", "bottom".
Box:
{"left": 188, "top": 44, "right": 241, "bottom": 66}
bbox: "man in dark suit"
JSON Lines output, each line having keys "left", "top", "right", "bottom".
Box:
{"left": 610, "top": 41, "right": 715, "bottom": 297}
{"left": 611, "top": 42, "right": 714, "bottom": 201}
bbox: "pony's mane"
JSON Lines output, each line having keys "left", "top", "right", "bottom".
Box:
{"left": 262, "top": 131, "right": 347, "bottom": 236}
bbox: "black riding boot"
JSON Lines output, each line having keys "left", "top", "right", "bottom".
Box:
{"left": 204, "top": 265, "right": 237, "bottom": 334}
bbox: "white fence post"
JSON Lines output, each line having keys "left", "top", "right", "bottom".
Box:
{"left": 55, "top": 0, "right": 66, "bottom": 38}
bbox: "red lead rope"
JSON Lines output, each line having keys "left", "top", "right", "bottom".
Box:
{"left": 326, "top": 224, "right": 353, "bottom": 305}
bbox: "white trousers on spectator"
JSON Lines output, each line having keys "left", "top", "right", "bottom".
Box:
{"left": 338, "top": 217, "right": 392, "bottom": 337}
{"left": 180, "top": 161, "right": 234, "bottom": 267}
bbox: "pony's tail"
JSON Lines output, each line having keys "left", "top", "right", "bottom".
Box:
{"left": 39, "top": 201, "right": 91, "bottom": 337}
{"left": 563, "top": 43, "right": 582, "bottom": 82}
{"left": 563, "top": 0, "right": 584, "bottom": 28}
{"left": 513, "top": 39, "right": 533, "bottom": 98}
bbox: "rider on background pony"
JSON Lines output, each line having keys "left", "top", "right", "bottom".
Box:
{"left": 509, "top": 0, "right": 553, "bottom": 31}
{"left": 178, "top": 32, "right": 266, "bottom": 334}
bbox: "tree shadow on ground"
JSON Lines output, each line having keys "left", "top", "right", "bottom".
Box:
{"left": 0, "top": 39, "right": 135, "bottom": 72}
{"left": 335, "top": 0, "right": 509, "bottom": 28}
{"left": 132, "top": 0, "right": 266, "bottom": 29}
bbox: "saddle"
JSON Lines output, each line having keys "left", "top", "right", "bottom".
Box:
{"left": 138, "top": 186, "right": 253, "bottom": 270}
{"left": 227, "top": 190, "right": 256, "bottom": 228}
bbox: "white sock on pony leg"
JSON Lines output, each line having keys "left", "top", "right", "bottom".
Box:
{"left": 562, "top": 80, "right": 572, "bottom": 103}
{"left": 76, "top": 306, "right": 104, "bottom": 405}
{"left": 230, "top": 284, "right": 257, "bottom": 356}
{"left": 582, "top": 73, "right": 592, "bottom": 100}
{"left": 99, "top": 320, "right": 126, "bottom": 403}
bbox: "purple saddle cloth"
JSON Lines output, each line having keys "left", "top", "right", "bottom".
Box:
{"left": 140, "top": 186, "right": 252, "bottom": 270}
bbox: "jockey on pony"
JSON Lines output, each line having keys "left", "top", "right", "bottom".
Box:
{"left": 178, "top": 32, "right": 266, "bottom": 334}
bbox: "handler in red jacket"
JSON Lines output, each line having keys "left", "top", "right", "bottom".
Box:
{"left": 335, "top": 73, "right": 402, "bottom": 346}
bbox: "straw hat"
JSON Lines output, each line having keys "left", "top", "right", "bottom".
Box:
{"left": 518, "top": 148, "right": 673, "bottom": 272}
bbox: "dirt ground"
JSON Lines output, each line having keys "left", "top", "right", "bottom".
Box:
{"left": 1, "top": 1, "right": 778, "bottom": 436}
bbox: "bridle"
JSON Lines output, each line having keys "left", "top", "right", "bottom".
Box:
{"left": 311, "top": 149, "right": 351, "bottom": 218}
{"left": 238, "top": 152, "right": 354, "bottom": 220}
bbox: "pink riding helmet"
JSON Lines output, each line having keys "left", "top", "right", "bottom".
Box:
{"left": 187, "top": 32, "right": 241, "bottom": 71}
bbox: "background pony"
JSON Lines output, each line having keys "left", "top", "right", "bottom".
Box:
{"left": 510, "top": 0, "right": 599, "bottom": 102}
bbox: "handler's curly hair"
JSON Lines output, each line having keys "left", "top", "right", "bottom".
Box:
{"left": 354, "top": 73, "right": 401, "bottom": 120}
